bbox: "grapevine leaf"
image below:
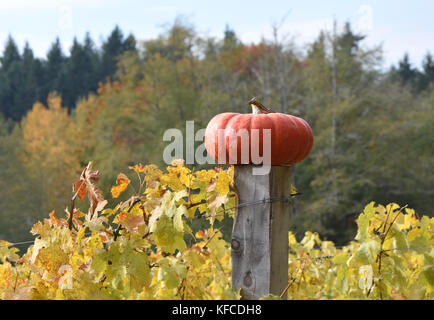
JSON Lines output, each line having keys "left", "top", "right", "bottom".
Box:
{"left": 347, "top": 240, "right": 380, "bottom": 266}
{"left": 73, "top": 162, "right": 104, "bottom": 214}
{"left": 122, "top": 214, "right": 144, "bottom": 233}
{"left": 111, "top": 173, "right": 131, "bottom": 198}
{"left": 358, "top": 265, "right": 373, "bottom": 290}
{"left": 150, "top": 214, "right": 186, "bottom": 254}
{"left": 419, "top": 266, "right": 434, "bottom": 293}
{"left": 215, "top": 171, "right": 231, "bottom": 196}
{"left": 355, "top": 201, "right": 376, "bottom": 242}
{"left": 174, "top": 205, "right": 186, "bottom": 232}
{"left": 0, "top": 241, "right": 20, "bottom": 263}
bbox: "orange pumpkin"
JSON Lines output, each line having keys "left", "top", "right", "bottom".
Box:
{"left": 204, "top": 99, "right": 313, "bottom": 165}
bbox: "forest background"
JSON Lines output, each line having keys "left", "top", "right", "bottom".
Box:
{"left": 0, "top": 18, "right": 433, "bottom": 246}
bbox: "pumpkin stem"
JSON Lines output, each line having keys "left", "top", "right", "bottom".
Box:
{"left": 249, "top": 97, "right": 275, "bottom": 114}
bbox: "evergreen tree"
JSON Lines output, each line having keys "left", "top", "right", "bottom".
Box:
{"left": 21, "top": 42, "right": 33, "bottom": 66}
{"left": 396, "top": 53, "right": 418, "bottom": 86}
{"left": 16, "top": 43, "right": 43, "bottom": 119}
{"left": 83, "top": 32, "right": 101, "bottom": 92}
{"left": 419, "top": 52, "right": 434, "bottom": 90}
{"left": 123, "top": 33, "right": 137, "bottom": 52}
{"left": 63, "top": 36, "right": 99, "bottom": 110}
{"left": 100, "top": 26, "right": 125, "bottom": 81}
{"left": 0, "top": 35, "right": 22, "bottom": 120}
{"left": 44, "top": 37, "right": 66, "bottom": 98}
{"left": 0, "top": 35, "right": 21, "bottom": 71}
{"left": 222, "top": 24, "right": 238, "bottom": 50}
{"left": 335, "top": 21, "right": 368, "bottom": 87}
{"left": 337, "top": 22, "right": 365, "bottom": 57}
{"left": 0, "top": 59, "right": 8, "bottom": 119}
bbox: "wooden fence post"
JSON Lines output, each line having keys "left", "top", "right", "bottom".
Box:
{"left": 231, "top": 164, "right": 292, "bottom": 299}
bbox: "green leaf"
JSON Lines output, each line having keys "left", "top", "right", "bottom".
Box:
{"left": 332, "top": 253, "right": 348, "bottom": 265}
{"left": 150, "top": 214, "right": 186, "bottom": 254}
{"left": 355, "top": 201, "right": 376, "bottom": 242}
{"left": 173, "top": 205, "right": 186, "bottom": 232}
{"left": 157, "top": 260, "right": 186, "bottom": 290}
{"left": 419, "top": 266, "right": 434, "bottom": 293}
{"left": 348, "top": 240, "right": 380, "bottom": 266}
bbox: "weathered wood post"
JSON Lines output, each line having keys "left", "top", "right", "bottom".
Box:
{"left": 231, "top": 165, "right": 292, "bottom": 299}
{"left": 204, "top": 97, "right": 313, "bottom": 300}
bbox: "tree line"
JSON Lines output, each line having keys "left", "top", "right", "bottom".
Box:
{"left": 0, "top": 24, "right": 433, "bottom": 122}
{"left": 0, "top": 20, "right": 432, "bottom": 245}
{"left": 0, "top": 26, "right": 136, "bottom": 121}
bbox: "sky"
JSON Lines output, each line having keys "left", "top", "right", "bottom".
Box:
{"left": 0, "top": 0, "right": 433, "bottom": 69}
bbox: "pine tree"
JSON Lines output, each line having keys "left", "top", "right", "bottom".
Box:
{"left": 16, "top": 43, "right": 44, "bottom": 119}
{"left": 396, "top": 53, "right": 419, "bottom": 86}
{"left": 63, "top": 36, "right": 99, "bottom": 110}
{"left": 100, "top": 25, "right": 125, "bottom": 81}
{"left": 0, "top": 59, "right": 8, "bottom": 119}
{"left": 223, "top": 24, "right": 238, "bottom": 50}
{"left": 44, "top": 37, "right": 66, "bottom": 98}
{"left": 123, "top": 33, "right": 137, "bottom": 52}
{"left": 337, "top": 22, "right": 365, "bottom": 57}
{"left": 0, "top": 35, "right": 22, "bottom": 120}
{"left": 83, "top": 32, "right": 101, "bottom": 92}
{"left": 0, "top": 35, "right": 21, "bottom": 71}
{"left": 419, "top": 52, "right": 434, "bottom": 90}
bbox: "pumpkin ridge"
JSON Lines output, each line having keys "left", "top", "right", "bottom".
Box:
{"left": 225, "top": 114, "right": 244, "bottom": 164}
{"left": 205, "top": 113, "right": 235, "bottom": 162}
{"left": 269, "top": 113, "right": 290, "bottom": 164}
{"left": 250, "top": 114, "right": 272, "bottom": 164}
{"left": 295, "top": 118, "right": 314, "bottom": 163}
{"left": 290, "top": 116, "right": 309, "bottom": 164}
{"left": 287, "top": 115, "right": 303, "bottom": 164}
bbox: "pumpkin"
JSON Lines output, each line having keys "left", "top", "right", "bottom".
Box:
{"left": 204, "top": 98, "right": 313, "bottom": 165}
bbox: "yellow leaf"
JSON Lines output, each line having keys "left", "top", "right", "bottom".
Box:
{"left": 215, "top": 171, "right": 231, "bottom": 196}
{"left": 290, "top": 184, "right": 299, "bottom": 197}
{"left": 408, "top": 228, "right": 423, "bottom": 241}
{"left": 129, "top": 163, "right": 146, "bottom": 173}
{"left": 171, "top": 159, "right": 185, "bottom": 166}
{"left": 111, "top": 173, "right": 130, "bottom": 198}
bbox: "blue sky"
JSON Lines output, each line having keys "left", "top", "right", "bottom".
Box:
{"left": 0, "top": 0, "right": 433, "bottom": 69}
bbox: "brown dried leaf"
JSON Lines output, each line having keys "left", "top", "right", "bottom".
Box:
{"left": 72, "top": 162, "right": 105, "bottom": 214}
